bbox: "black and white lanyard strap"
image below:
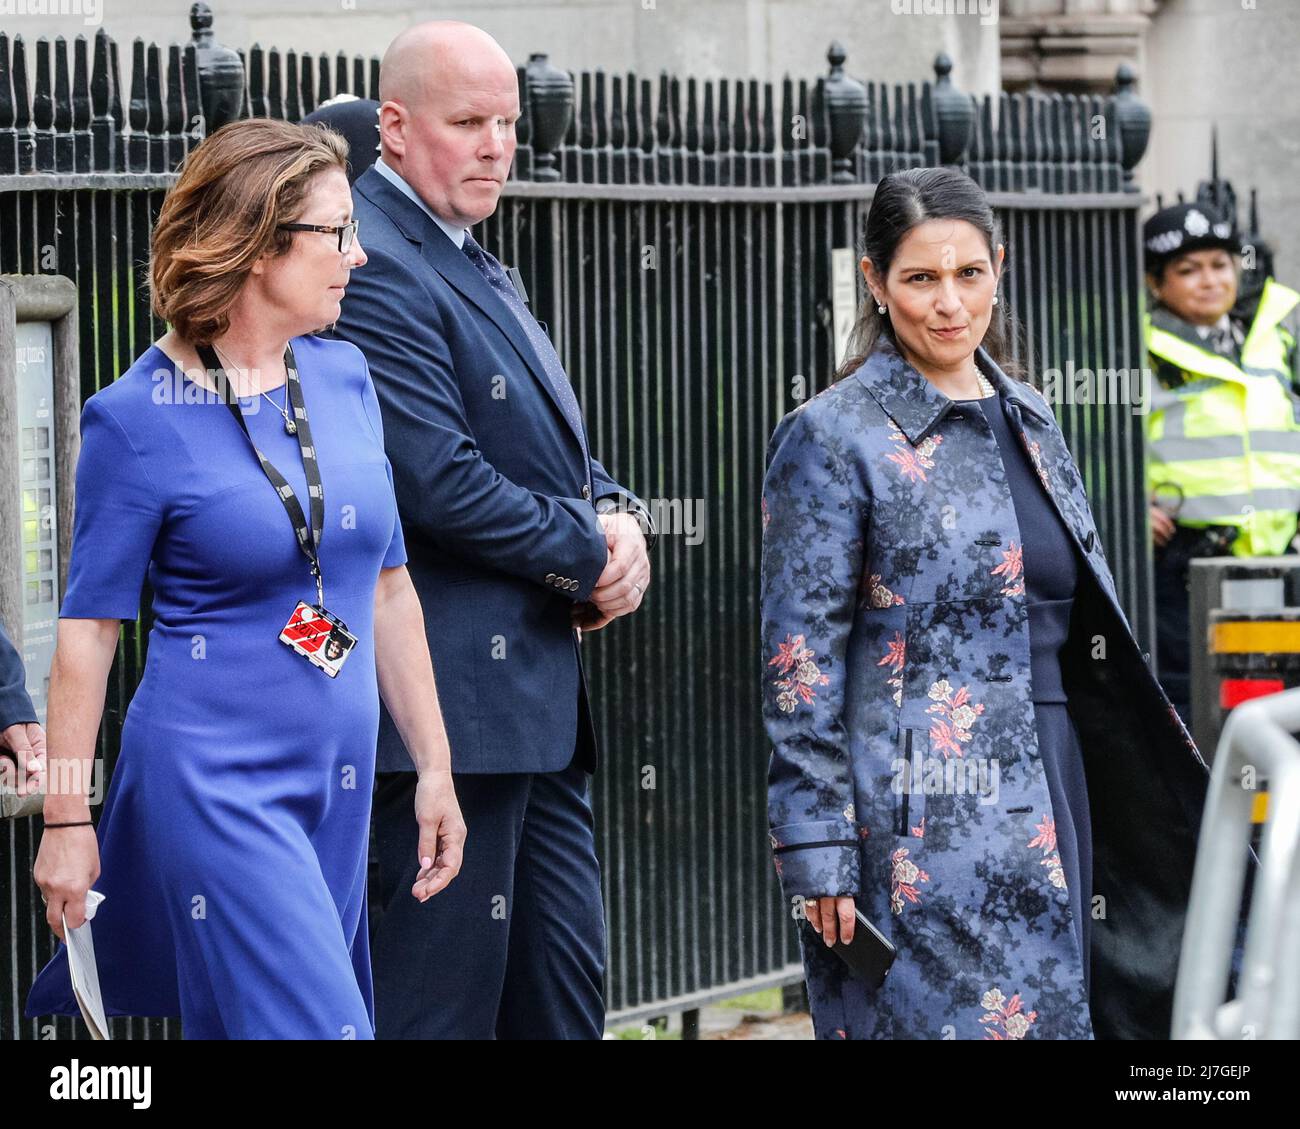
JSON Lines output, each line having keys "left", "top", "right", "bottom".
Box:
{"left": 196, "top": 342, "right": 327, "bottom": 606}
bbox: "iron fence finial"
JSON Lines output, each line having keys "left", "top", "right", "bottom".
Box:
{"left": 930, "top": 52, "right": 973, "bottom": 167}
{"left": 1113, "top": 62, "right": 1150, "bottom": 192}
{"left": 820, "top": 40, "right": 865, "bottom": 185}
{"left": 525, "top": 52, "right": 573, "bottom": 183}
{"left": 190, "top": 1, "right": 244, "bottom": 132}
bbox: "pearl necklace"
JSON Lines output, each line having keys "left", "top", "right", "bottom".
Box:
{"left": 974, "top": 367, "right": 995, "bottom": 398}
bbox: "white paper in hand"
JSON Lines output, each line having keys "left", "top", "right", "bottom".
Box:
{"left": 63, "top": 890, "right": 110, "bottom": 1040}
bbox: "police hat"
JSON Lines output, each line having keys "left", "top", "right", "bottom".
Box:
{"left": 1143, "top": 202, "right": 1241, "bottom": 272}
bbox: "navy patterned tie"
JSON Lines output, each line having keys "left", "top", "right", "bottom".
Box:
{"left": 461, "top": 231, "right": 589, "bottom": 466}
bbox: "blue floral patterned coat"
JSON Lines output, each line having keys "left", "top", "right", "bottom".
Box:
{"left": 761, "top": 335, "right": 1212, "bottom": 1040}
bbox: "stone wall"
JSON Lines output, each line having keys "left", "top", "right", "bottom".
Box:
{"left": 0, "top": 0, "right": 1001, "bottom": 95}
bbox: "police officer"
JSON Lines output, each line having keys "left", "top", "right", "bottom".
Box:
{"left": 0, "top": 621, "right": 45, "bottom": 800}
{"left": 1143, "top": 201, "right": 1300, "bottom": 721}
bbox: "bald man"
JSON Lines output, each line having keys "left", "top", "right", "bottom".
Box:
{"left": 332, "top": 22, "right": 655, "bottom": 1039}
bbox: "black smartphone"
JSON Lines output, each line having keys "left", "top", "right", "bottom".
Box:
{"left": 810, "top": 906, "right": 897, "bottom": 988}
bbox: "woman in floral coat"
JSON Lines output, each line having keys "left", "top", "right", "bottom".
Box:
{"left": 761, "top": 167, "right": 1212, "bottom": 1040}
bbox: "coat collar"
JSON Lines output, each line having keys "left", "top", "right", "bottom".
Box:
{"left": 851, "top": 333, "right": 1055, "bottom": 445}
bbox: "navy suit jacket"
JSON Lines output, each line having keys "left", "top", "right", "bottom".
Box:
{"left": 333, "top": 167, "right": 638, "bottom": 775}
{"left": 0, "top": 622, "right": 36, "bottom": 732}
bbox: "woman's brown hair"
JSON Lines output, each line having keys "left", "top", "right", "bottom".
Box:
{"left": 150, "top": 118, "right": 349, "bottom": 346}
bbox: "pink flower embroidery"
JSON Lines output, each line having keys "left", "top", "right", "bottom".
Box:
{"left": 885, "top": 422, "right": 943, "bottom": 483}
{"left": 991, "top": 541, "right": 1025, "bottom": 597}
{"left": 1027, "top": 814, "right": 1057, "bottom": 853}
{"left": 910, "top": 816, "right": 926, "bottom": 839}
{"left": 979, "top": 988, "right": 1038, "bottom": 1040}
{"left": 1021, "top": 432, "right": 1051, "bottom": 493}
{"left": 877, "top": 631, "right": 906, "bottom": 707}
{"left": 925, "top": 678, "right": 984, "bottom": 759}
{"left": 863, "top": 572, "right": 906, "bottom": 608}
{"left": 1028, "top": 814, "right": 1067, "bottom": 890}
{"left": 768, "top": 633, "right": 830, "bottom": 713}
{"left": 890, "top": 846, "right": 930, "bottom": 915}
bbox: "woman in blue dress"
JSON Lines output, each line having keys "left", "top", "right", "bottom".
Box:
{"left": 26, "top": 118, "right": 466, "bottom": 1039}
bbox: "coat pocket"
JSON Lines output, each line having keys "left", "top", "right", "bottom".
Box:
{"left": 892, "top": 726, "right": 928, "bottom": 838}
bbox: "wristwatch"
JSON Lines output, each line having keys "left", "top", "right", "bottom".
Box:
{"left": 595, "top": 493, "right": 658, "bottom": 552}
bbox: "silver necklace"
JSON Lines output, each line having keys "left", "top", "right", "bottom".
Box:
{"left": 213, "top": 344, "right": 296, "bottom": 434}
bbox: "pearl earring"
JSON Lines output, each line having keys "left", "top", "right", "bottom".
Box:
{"left": 877, "top": 303, "right": 887, "bottom": 314}
{"left": 992, "top": 294, "right": 1000, "bottom": 305}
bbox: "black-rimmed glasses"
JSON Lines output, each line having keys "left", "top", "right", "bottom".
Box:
{"left": 277, "top": 219, "right": 359, "bottom": 253}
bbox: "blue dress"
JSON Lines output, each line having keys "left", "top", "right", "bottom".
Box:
{"left": 25, "top": 335, "right": 406, "bottom": 1038}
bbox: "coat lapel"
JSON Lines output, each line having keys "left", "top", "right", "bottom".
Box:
{"left": 990, "top": 361, "right": 1123, "bottom": 608}
{"left": 986, "top": 365, "right": 1084, "bottom": 536}
{"left": 355, "top": 169, "right": 586, "bottom": 452}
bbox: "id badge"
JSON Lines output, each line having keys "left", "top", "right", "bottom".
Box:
{"left": 279, "top": 601, "right": 357, "bottom": 678}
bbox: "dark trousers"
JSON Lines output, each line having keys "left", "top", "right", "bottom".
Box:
{"left": 368, "top": 756, "right": 606, "bottom": 1039}
{"left": 1153, "top": 547, "right": 1192, "bottom": 725}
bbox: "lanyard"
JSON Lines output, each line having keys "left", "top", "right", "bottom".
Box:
{"left": 196, "top": 342, "right": 327, "bottom": 606}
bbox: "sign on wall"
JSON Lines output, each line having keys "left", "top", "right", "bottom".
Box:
{"left": 0, "top": 275, "right": 79, "bottom": 819}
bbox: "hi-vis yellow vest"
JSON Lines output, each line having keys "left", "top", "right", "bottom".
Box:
{"left": 1145, "top": 278, "right": 1300, "bottom": 557}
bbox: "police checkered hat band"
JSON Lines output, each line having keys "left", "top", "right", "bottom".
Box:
{"left": 1143, "top": 202, "right": 1240, "bottom": 268}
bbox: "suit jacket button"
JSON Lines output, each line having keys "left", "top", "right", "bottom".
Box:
{"left": 582, "top": 484, "right": 592, "bottom": 500}
{"left": 546, "top": 573, "right": 557, "bottom": 584}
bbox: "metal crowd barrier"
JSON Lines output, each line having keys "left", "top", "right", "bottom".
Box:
{"left": 1173, "top": 687, "right": 1300, "bottom": 1039}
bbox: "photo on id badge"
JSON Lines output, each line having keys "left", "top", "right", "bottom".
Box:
{"left": 279, "top": 602, "right": 357, "bottom": 677}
